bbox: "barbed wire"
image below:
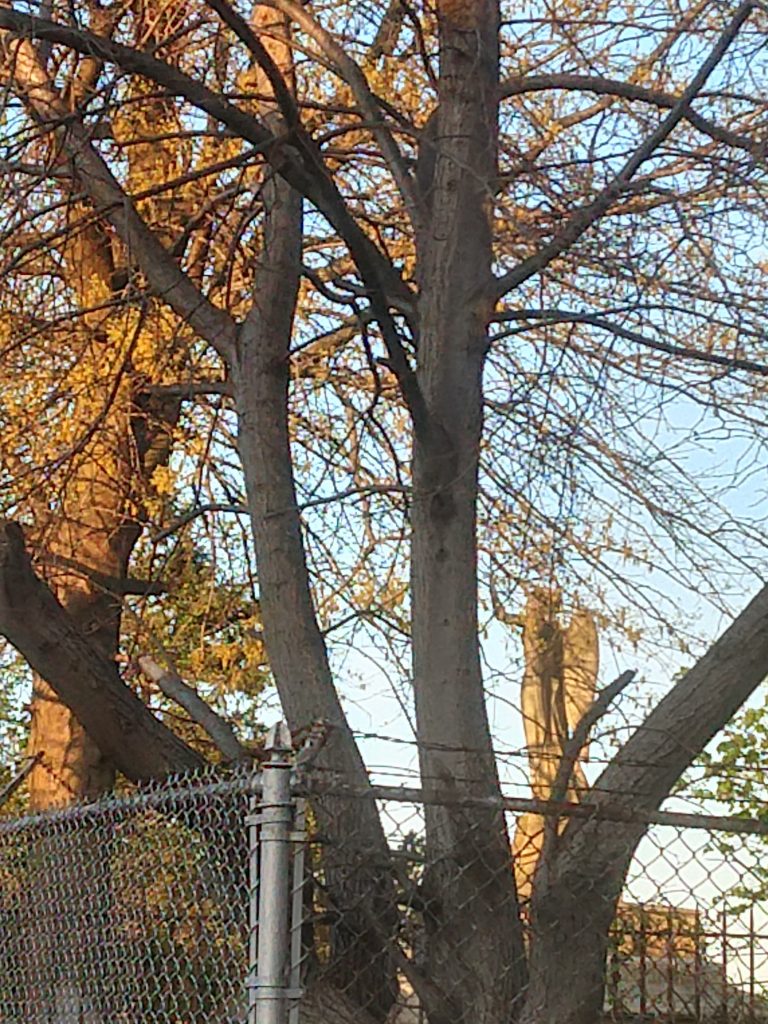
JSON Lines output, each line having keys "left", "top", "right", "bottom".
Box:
{"left": 350, "top": 728, "right": 768, "bottom": 779}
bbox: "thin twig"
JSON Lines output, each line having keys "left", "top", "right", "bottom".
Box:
{"left": 0, "top": 754, "right": 42, "bottom": 809}
{"left": 151, "top": 502, "right": 249, "bottom": 542}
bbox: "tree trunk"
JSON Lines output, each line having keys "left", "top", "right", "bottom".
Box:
{"left": 298, "top": 981, "right": 383, "bottom": 1024}
{"left": 28, "top": 680, "right": 112, "bottom": 809}
{"left": 410, "top": 2, "right": 526, "bottom": 1020}
{"left": 233, "top": 204, "right": 398, "bottom": 1022}
{"left": 230, "top": 10, "right": 397, "bottom": 1019}
{"left": 520, "top": 830, "right": 622, "bottom": 1024}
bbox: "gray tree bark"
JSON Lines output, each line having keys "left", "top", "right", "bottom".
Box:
{"left": 229, "top": 11, "right": 397, "bottom": 1018}
{"left": 409, "top": 2, "right": 526, "bottom": 1020}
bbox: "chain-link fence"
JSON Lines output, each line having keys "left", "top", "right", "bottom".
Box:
{"left": 0, "top": 767, "right": 256, "bottom": 1023}
{"left": 300, "top": 788, "right": 768, "bottom": 1024}
{"left": 3, "top": 729, "right": 768, "bottom": 1023}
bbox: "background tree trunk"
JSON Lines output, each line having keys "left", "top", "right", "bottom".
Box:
{"left": 25, "top": 208, "right": 126, "bottom": 808}
{"left": 24, "top": 12, "right": 190, "bottom": 803}
{"left": 513, "top": 589, "right": 598, "bottom": 903}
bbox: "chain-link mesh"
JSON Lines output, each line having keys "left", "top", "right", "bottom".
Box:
{"left": 0, "top": 771, "right": 253, "bottom": 1023}
{"left": 297, "top": 784, "right": 768, "bottom": 1024}
{"left": 3, "top": 763, "right": 768, "bottom": 1024}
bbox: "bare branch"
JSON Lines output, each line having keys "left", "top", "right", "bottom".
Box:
{"left": 549, "top": 670, "right": 636, "bottom": 807}
{"left": 203, "top": 0, "right": 301, "bottom": 128}
{"left": 263, "top": 0, "right": 423, "bottom": 229}
{"left": 499, "top": 73, "right": 757, "bottom": 152}
{"left": 492, "top": 309, "right": 768, "bottom": 378}
{"left": 0, "top": 522, "right": 204, "bottom": 779}
{"left": 145, "top": 381, "right": 234, "bottom": 400}
{"left": 491, "top": 0, "right": 757, "bottom": 302}
{"left": 591, "top": 583, "right": 768, "bottom": 815}
{"left": 265, "top": 483, "right": 411, "bottom": 519}
{"left": 151, "top": 502, "right": 249, "bottom": 543}
{"left": 37, "top": 551, "right": 167, "bottom": 595}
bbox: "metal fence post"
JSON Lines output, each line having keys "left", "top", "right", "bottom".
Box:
{"left": 288, "top": 797, "right": 307, "bottom": 1024}
{"left": 248, "top": 722, "right": 294, "bottom": 1024}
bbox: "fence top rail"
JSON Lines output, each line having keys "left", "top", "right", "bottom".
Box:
{"left": 300, "top": 780, "right": 768, "bottom": 837}
{"left": 1, "top": 769, "right": 764, "bottom": 839}
{"left": 0, "top": 770, "right": 262, "bottom": 836}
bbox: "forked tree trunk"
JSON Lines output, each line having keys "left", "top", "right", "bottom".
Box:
{"left": 521, "top": 582, "right": 768, "bottom": 1024}
{"left": 8, "top": 8, "right": 768, "bottom": 1024}
{"left": 520, "top": 828, "right": 624, "bottom": 1024}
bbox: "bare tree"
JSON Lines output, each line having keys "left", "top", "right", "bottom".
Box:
{"left": 3, "top": 1, "right": 768, "bottom": 1022}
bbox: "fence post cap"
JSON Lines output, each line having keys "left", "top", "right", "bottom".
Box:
{"left": 264, "top": 721, "right": 293, "bottom": 754}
